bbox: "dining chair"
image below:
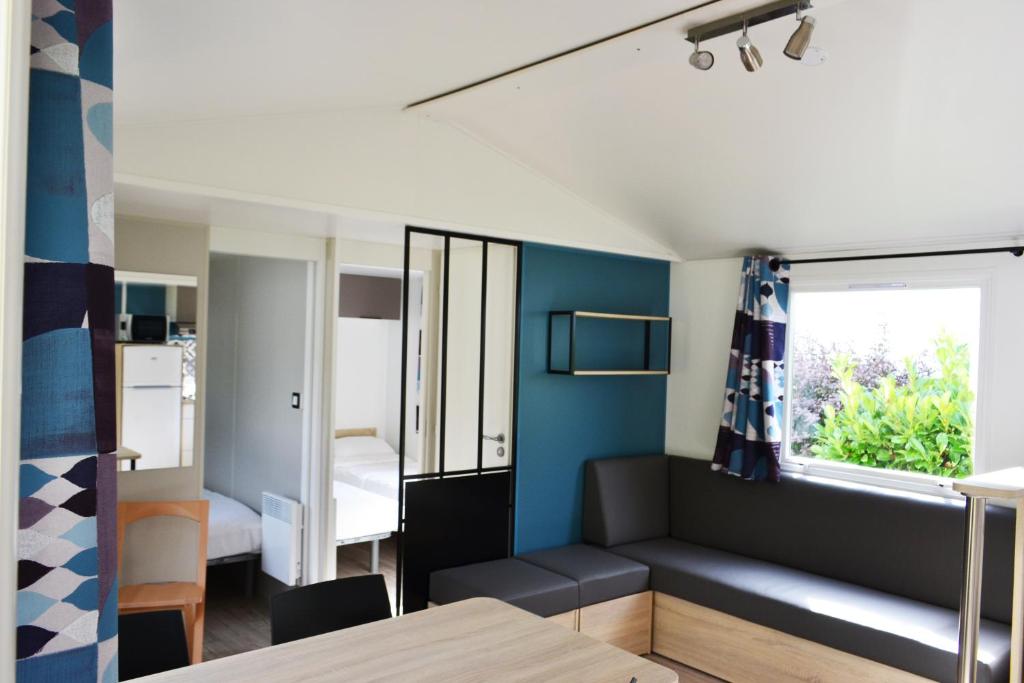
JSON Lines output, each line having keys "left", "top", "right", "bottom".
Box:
{"left": 118, "top": 500, "right": 209, "bottom": 664}
{"left": 118, "top": 610, "right": 190, "bottom": 679}
{"left": 270, "top": 574, "right": 392, "bottom": 645}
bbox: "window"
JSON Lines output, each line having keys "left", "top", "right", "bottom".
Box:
{"left": 784, "top": 279, "right": 983, "bottom": 492}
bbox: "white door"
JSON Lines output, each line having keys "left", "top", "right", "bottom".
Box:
{"left": 123, "top": 345, "right": 183, "bottom": 387}
{"left": 122, "top": 387, "right": 183, "bottom": 470}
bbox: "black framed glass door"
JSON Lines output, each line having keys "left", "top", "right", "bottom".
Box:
{"left": 396, "top": 226, "right": 522, "bottom": 612}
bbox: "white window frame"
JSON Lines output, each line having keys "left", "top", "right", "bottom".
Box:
{"left": 781, "top": 265, "right": 995, "bottom": 499}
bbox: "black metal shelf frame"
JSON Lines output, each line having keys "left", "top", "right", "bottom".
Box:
{"left": 547, "top": 310, "right": 672, "bottom": 376}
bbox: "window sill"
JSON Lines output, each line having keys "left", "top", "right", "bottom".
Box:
{"left": 781, "top": 457, "right": 965, "bottom": 501}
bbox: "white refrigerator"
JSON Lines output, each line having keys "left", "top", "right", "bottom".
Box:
{"left": 121, "top": 345, "right": 183, "bottom": 470}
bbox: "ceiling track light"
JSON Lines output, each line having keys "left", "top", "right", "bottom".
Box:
{"left": 737, "top": 20, "right": 763, "bottom": 72}
{"left": 689, "top": 36, "right": 714, "bottom": 71}
{"left": 685, "top": 0, "right": 820, "bottom": 72}
{"left": 784, "top": 6, "right": 816, "bottom": 60}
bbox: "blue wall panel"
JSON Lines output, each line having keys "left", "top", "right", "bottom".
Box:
{"left": 514, "top": 244, "right": 670, "bottom": 554}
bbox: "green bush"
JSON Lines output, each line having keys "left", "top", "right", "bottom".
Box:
{"left": 807, "top": 334, "right": 974, "bottom": 478}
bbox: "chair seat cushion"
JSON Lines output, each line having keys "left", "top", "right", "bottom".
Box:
{"left": 519, "top": 544, "right": 649, "bottom": 607}
{"left": 429, "top": 558, "right": 579, "bottom": 617}
{"left": 612, "top": 538, "right": 1010, "bottom": 683}
{"left": 119, "top": 582, "right": 204, "bottom": 611}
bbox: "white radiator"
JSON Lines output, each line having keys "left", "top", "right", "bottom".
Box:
{"left": 261, "top": 492, "right": 303, "bottom": 586}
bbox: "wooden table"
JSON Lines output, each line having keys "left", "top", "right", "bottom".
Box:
{"left": 953, "top": 467, "right": 1024, "bottom": 683}
{"left": 137, "top": 597, "right": 678, "bottom": 682}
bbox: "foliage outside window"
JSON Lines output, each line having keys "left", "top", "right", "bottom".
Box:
{"left": 787, "top": 287, "right": 981, "bottom": 481}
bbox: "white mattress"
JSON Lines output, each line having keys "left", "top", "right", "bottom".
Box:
{"left": 202, "top": 488, "right": 262, "bottom": 560}
{"left": 334, "top": 479, "right": 397, "bottom": 542}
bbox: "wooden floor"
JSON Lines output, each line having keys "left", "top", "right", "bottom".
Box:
{"left": 202, "top": 538, "right": 397, "bottom": 661}
{"left": 202, "top": 539, "right": 719, "bottom": 682}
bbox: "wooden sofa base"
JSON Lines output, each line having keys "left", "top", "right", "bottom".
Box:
{"left": 652, "top": 592, "right": 931, "bottom": 682}
{"left": 579, "top": 591, "right": 652, "bottom": 655}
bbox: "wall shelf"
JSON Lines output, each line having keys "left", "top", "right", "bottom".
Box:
{"left": 548, "top": 310, "right": 671, "bottom": 376}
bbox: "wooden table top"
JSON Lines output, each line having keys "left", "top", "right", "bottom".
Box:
{"left": 115, "top": 447, "right": 141, "bottom": 461}
{"left": 137, "top": 597, "right": 678, "bottom": 682}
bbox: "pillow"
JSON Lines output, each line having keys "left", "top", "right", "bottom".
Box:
{"left": 335, "top": 435, "right": 395, "bottom": 462}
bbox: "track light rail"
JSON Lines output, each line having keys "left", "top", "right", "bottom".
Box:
{"left": 405, "top": 0, "right": 729, "bottom": 110}
{"left": 685, "top": 0, "right": 811, "bottom": 43}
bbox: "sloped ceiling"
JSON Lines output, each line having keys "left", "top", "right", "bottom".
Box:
{"left": 114, "top": 0, "right": 1024, "bottom": 260}
{"left": 423, "top": 0, "right": 1024, "bottom": 258}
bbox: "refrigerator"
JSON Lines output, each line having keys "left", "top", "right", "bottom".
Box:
{"left": 121, "top": 345, "right": 183, "bottom": 470}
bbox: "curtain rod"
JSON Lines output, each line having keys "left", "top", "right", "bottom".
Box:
{"left": 771, "top": 246, "right": 1024, "bottom": 269}
{"left": 404, "top": 0, "right": 727, "bottom": 110}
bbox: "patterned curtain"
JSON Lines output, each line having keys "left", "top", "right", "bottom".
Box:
{"left": 711, "top": 256, "right": 790, "bottom": 482}
{"left": 17, "top": 1, "right": 117, "bottom": 681}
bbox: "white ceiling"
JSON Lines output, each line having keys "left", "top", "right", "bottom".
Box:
{"left": 424, "top": 0, "right": 1024, "bottom": 258}
{"left": 114, "top": 0, "right": 1024, "bottom": 259}
{"left": 113, "top": 0, "right": 693, "bottom": 124}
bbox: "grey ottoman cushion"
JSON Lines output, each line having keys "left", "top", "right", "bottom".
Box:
{"left": 612, "top": 538, "right": 1010, "bottom": 683}
{"left": 429, "top": 558, "right": 579, "bottom": 617}
{"left": 519, "top": 544, "right": 649, "bottom": 607}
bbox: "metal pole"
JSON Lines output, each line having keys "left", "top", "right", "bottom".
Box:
{"left": 957, "top": 496, "right": 988, "bottom": 683}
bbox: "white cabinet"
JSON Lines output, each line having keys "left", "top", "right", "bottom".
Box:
{"left": 123, "top": 345, "right": 183, "bottom": 387}
{"left": 119, "top": 344, "right": 185, "bottom": 470}
{"left": 122, "top": 387, "right": 183, "bottom": 470}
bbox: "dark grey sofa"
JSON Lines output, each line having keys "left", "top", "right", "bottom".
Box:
{"left": 429, "top": 454, "right": 1016, "bottom": 682}
{"left": 592, "top": 455, "right": 1015, "bottom": 683}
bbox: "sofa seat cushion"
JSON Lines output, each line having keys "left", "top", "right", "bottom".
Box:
{"left": 429, "top": 558, "right": 579, "bottom": 618}
{"left": 612, "top": 538, "right": 1010, "bottom": 683}
{"left": 519, "top": 544, "right": 650, "bottom": 607}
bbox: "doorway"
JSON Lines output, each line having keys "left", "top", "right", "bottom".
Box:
{"left": 397, "top": 227, "right": 522, "bottom": 612}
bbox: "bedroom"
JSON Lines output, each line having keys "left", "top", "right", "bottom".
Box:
{"left": 3, "top": 0, "right": 1024, "bottom": 682}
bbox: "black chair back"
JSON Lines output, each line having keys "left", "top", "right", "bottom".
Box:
{"left": 118, "top": 610, "right": 190, "bottom": 680}
{"left": 270, "top": 574, "right": 392, "bottom": 645}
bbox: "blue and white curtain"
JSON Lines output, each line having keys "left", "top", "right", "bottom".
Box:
{"left": 712, "top": 256, "right": 790, "bottom": 482}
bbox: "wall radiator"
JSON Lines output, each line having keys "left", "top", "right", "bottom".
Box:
{"left": 261, "top": 492, "right": 303, "bottom": 586}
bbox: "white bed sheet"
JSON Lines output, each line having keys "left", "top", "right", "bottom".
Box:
{"left": 333, "top": 436, "right": 419, "bottom": 499}
{"left": 334, "top": 479, "right": 397, "bottom": 542}
{"left": 202, "top": 488, "right": 262, "bottom": 560}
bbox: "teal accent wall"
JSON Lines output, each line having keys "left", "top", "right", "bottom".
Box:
{"left": 514, "top": 244, "right": 670, "bottom": 554}
{"left": 114, "top": 283, "right": 166, "bottom": 316}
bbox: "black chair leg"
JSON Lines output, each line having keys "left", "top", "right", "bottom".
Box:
{"left": 245, "top": 558, "right": 256, "bottom": 598}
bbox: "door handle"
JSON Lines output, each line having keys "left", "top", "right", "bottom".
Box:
{"left": 482, "top": 433, "right": 505, "bottom": 444}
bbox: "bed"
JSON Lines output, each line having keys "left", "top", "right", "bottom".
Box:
{"left": 334, "top": 428, "right": 415, "bottom": 572}
{"left": 202, "top": 488, "right": 262, "bottom": 595}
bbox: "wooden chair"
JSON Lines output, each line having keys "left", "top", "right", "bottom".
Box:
{"left": 118, "top": 500, "right": 209, "bottom": 664}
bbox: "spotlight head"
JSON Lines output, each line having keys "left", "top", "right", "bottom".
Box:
{"left": 737, "top": 33, "right": 763, "bottom": 72}
{"left": 784, "top": 14, "right": 816, "bottom": 60}
{"left": 689, "top": 37, "right": 714, "bottom": 71}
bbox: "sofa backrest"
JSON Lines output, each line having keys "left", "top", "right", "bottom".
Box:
{"left": 583, "top": 455, "right": 669, "bottom": 547}
{"left": 668, "top": 455, "right": 1015, "bottom": 624}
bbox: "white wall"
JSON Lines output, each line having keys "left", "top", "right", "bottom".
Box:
{"left": 204, "top": 254, "right": 308, "bottom": 512}
{"left": 335, "top": 317, "right": 399, "bottom": 446}
{"left": 335, "top": 274, "right": 423, "bottom": 458}
{"left": 114, "top": 109, "right": 676, "bottom": 261}
{"left": 665, "top": 251, "right": 1024, "bottom": 475}
{"left": 0, "top": 0, "right": 30, "bottom": 672}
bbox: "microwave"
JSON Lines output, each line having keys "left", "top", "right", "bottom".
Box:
{"left": 117, "top": 314, "right": 169, "bottom": 343}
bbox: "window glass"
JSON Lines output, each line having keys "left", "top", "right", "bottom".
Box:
{"left": 787, "top": 286, "right": 981, "bottom": 480}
